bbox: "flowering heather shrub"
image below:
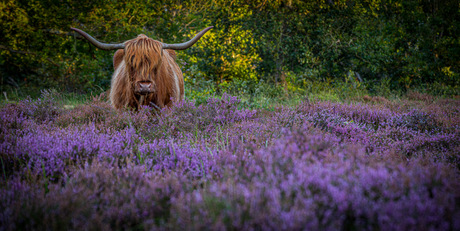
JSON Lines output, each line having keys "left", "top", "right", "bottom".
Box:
{"left": 290, "top": 100, "right": 459, "bottom": 161}
{"left": 297, "top": 101, "right": 395, "bottom": 129}
{"left": 425, "top": 98, "right": 460, "bottom": 128}
{"left": 272, "top": 106, "right": 306, "bottom": 129}
{"left": 1, "top": 163, "right": 186, "bottom": 230}
{"left": 390, "top": 109, "right": 439, "bottom": 132}
{"left": 0, "top": 104, "right": 26, "bottom": 128}
{"left": 55, "top": 99, "right": 116, "bottom": 127}
{"left": 55, "top": 99, "right": 155, "bottom": 132}
{"left": 146, "top": 93, "right": 256, "bottom": 139}
{"left": 175, "top": 152, "right": 458, "bottom": 230}
{"left": 138, "top": 140, "right": 220, "bottom": 179}
{"left": 1, "top": 92, "right": 459, "bottom": 230}
{"left": 20, "top": 89, "right": 63, "bottom": 122}
{"left": 406, "top": 90, "right": 435, "bottom": 102}
{"left": 13, "top": 125, "right": 139, "bottom": 179}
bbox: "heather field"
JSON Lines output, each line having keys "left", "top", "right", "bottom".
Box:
{"left": 1, "top": 91, "right": 460, "bottom": 230}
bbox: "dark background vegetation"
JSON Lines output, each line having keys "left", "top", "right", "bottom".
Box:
{"left": 1, "top": 0, "right": 459, "bottom": 99}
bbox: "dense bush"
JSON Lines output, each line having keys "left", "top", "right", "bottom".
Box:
{"left": 1, "top": 0, "right": 458, "bottom": 96}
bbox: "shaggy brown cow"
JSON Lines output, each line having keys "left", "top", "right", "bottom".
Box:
{"left": 71, "top": 26, "right": 213, "bottom": 109}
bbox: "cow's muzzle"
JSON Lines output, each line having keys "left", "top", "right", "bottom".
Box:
{"left": 135, "top": 81, "right": 154, "bottom": 95}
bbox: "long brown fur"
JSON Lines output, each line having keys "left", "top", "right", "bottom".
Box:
{"left": 109, "top": 34, "right": 184, "bottom": 109}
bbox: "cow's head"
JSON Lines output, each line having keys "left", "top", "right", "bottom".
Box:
{"left": 124, "top": 34, "right": 162, "bottom": 95}
{"left": 70, "top": 26, "right": 213, "bottom": 98}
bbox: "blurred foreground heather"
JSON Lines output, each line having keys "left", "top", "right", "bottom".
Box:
{"left": 1, "top": 91, "right": 459, "bottom": 230}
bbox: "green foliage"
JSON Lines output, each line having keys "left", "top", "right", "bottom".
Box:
{"left": 180, "top": 24, "right": 261, "bottom": 90}
{"left": 1, "top": 0, "right": 459, "bottom": 97}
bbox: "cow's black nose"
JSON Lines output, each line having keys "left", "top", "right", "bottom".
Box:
{"left": 136, "top": 81, "right": 153, "bottom": 94}
{"left": 139, "top": 82, "right": 151, "bottom": 90}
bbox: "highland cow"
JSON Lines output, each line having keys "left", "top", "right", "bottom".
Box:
{"left": 71, "top": 26, "right": 213, "bottom": 109}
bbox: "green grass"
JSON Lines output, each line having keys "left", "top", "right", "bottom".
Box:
{"left": 0, "top": 88, "right": 105, "bottom": 108}
{"left": 2, "top": 75, "right": 456, "bottom": 110}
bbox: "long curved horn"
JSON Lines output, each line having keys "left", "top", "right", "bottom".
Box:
{"left": 162, "top": 26, "right": 213, "bottom": 50}
{"left": 71, "top": 27, "right": 125, "bottom": 50}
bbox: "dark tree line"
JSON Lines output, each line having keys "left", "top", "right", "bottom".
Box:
{"left": 1, "top": 0, "right": 459, "bottom": 95}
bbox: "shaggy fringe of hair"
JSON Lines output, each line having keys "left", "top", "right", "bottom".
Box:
{"left": 124, "top": 35, "right": 163, "bottom": 80}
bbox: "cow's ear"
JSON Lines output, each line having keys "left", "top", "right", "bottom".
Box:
{"left": 166, "top": 50, "right": 177, "bottom": 60}
{"left": 113, "top": 50, "right": 125, "bottom": 70}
